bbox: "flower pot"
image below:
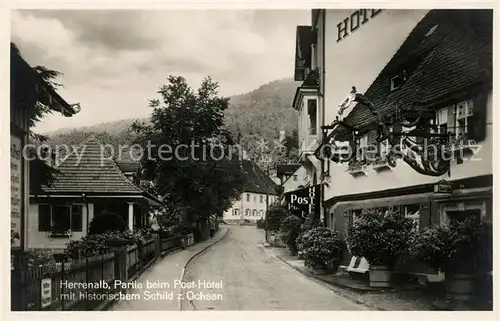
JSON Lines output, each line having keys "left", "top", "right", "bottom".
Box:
{"left": 369, "top": 266, "right": 393, "bottom": 288}
{"left": 445, "top": 273, "right": 476, "bottom": 303}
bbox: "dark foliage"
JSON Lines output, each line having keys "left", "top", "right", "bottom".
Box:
{"left": 279, "top": 215, "right": 303, "bottom": 255}
{"left": 266, "top": 203, "right": 289, "bottom": 232}
{"left": 347, "top": 208, "right": 416, "bottom": 267}
{"left": 88, "top": 213, "right": 128, "bottom": 235}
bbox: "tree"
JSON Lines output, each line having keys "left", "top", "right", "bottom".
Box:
{"left": 266, "top": 203, "right": 289, "bottom": 232}
{"left": 132, "top": 76, "right": 246, "bottom": 238}
{"left": 11, "top": 42, "right": 67, "bottom": 194}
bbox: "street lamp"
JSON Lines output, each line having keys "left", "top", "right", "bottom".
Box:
{"left": 315, "top": 87, "right": 452, "bottom": 177}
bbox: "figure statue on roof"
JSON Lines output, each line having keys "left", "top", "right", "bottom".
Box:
{"left": 337, "top": 86, "right": 357, "bottom": 120}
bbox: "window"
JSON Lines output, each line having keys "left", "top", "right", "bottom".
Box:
{"left": 254, "top": 195, "right": 257, "bottom": 203}
{"left": 308, "top": 99, "right": 317, "bottom": 135}
{"left": 246, "top": 194, "right": 250, "bottom": 202}
{"left": 38, "top": 204, "right": 83, "bottom": 232}
{"left": 435, "top": 100, "right": 475, "bottom": 138}
{"left": 352, "top": 209, "right": 362, "bottom": 224}
{"left": 356, "top": 134, "right": 369, "bottom": 161}
{"left": 390, "top": 70, "right": 407, "bottom": 91}
{"left": 260, "top": 195, "right": 264, "bottom": 203}
{"left": 403, "top": 204, "right": 420, "bottom": 231}
{"left": 252, "top": 210, "right": 257, "bottom": 217}
{"left": 293, "top": 175, "right": 298, "bottom": 181}
{"left": 435, "top": 107, "right": 450, "bottom": 134}
{"left": 233, "top": 209, "right": 240, "bottom": 217}
{"left": 245, "top": 209, "right": 250, "bottom": 217}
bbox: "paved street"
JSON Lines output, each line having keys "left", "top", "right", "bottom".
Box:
{"left": 181, "top": 225, "right": 368, "bottom": 310}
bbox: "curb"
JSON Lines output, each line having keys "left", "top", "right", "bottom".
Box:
{"left": 178, "top": 228, "right": 230, "bottom": 311}
{"left": 275, "top": 256, "right": 385, "bottom": 311}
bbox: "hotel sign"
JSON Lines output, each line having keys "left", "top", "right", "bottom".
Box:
{"left": 434, "top": 179, "right": 453, "bottom": 194}
{"left": 283, "top": 185, "right": 321, "bottom": 219}
{"left": 337, "top": 9, "right": 383, "bottom": 43}
{"left": 11, "top": 135, "right": 22, "bottom": 249}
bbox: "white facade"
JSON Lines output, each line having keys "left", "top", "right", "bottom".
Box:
{"left": 292, "top": 9, "right": 493, "bottom": 237}
{"left": 223, "top": 192, "right": 278, "bottom": 223}
{"left": 27, "top": 202, "right": 94, "bottom": 249}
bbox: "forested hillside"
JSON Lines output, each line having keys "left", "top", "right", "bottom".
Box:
{"left": 45, "top": 78, "right": 301, "bottom": 167}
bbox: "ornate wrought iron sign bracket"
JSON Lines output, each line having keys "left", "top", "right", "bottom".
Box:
{"left": 315, "top": 87, "right": 452, "bottom": 177}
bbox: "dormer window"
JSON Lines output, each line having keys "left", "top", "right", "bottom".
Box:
{"left": 390, "top": 70, "right": 407, "bottom": 91}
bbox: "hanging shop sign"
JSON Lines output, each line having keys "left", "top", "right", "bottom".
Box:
{"left": 11, "top": 135, "right": 23, "bottom": 250}
{"left": 283, "top": 185, "right": 321, "bottom": 218}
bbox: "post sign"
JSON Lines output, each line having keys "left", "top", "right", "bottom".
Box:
{"left": 283, "top": 185, "right": 321, "bottom": 219}
{"left": 41, "top": 278, "right": 52, "bottom": 308}
{"left": 11, "top": 135, "right": 22, "bottom": 250}
{"left": 434, "top": 179, "right": 453, "bottom": 194}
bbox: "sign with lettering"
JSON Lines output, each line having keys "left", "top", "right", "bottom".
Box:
{"left": 41, "top": 278, "right": 52, "bottom": 308}
{"left": 283, "top": 185, "right": 321, "bottom": 218}
{"left": 434, "top": 179, "right": 453, "bottom": 194}
{"left": 11, "top": 135, "right": 22, "bottom": 249}
{"left": 337, "top": 9, "right": 383, "bottom": 43}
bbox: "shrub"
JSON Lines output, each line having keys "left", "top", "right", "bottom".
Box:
{"left": 88, "top": 213, "right": 127, "bottom": 235}
{"left": 347, "top": 208, "right": 415, "bottom": 267}
{"left": 301, "top": 212, "right": 321, "bottom": 232}
{"left": 409, "top": 218, "right": 492, "bottom": 273}
{"left": 279, "top": 215, "right": 303, "bottom": 255}
{"left": 64, "top": 229, "right": 155, "bottom": 259}
{"left": 266, "top": 204, "right": 289, "bottom": 232}
{"left": 297, "top": 226, "right": 344, "bottom": 269}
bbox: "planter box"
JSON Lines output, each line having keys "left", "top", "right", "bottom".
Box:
{"left": 369, "top": 265, "right": 393, "bottom": 288}
{"left": 446, "top": 273, "right": 476, "bottom": 303}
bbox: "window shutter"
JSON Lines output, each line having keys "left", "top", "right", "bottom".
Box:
{"left": 470, "top": 91, "right": 488, "bottom": 141}
{"left": 71, "top": 205, "right": 83, "bottom": 232}
{"left": 419, "top": 201, "right": 434, "bottom": 230}
{"left": 446, "top": 106, "right": 455, "bottom": 135}
{"left": 38, "top": 205, "right": 51, "bottom": 231}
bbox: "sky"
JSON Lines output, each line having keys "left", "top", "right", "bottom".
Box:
{"left": 11, "top": 9, "right": 309, "bottom": 133}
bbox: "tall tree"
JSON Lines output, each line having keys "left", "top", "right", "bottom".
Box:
{"left": 132, "top": 76, "right": 246, "bottom": 235}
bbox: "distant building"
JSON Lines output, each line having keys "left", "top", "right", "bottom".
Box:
{"left": 223, "top": 160, "right": 278, "bottom": 224}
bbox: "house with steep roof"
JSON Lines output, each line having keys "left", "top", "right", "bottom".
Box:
{"left": 291, "top": 9, "right": 492, "bottom": 274}
{"left": 11, "top": 43, "right": 79, "bottom": 252}
{"left": 27, "top": 135, "right": 162, "bottom": 250}
{"left": 223, "top": 160, "right": 278, "bottom": 224}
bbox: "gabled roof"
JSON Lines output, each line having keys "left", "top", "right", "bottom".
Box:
{"left": 38, "top": 135, "right": 160, "bottom": 203}
{"left": 241, "top": 160, "right": 278, "bottom": 195}
{"left": 334, "top": 9, "right": 492, "bottom": 135}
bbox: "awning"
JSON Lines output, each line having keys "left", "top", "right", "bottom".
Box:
{"left": 329, "top": 192, "right": 436, "bottom": 212}
{"left": 328, "top": 186, "right": 492, "bottom": 213}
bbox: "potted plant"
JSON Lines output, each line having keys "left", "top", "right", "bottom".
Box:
{"left": 347, "top": 208, "right": 415, "bottom": 287}
{"left": 297, "top": 226, "right": 344, "bottom": 275}
{"left": 296, "top": 212, "right": 321, "bottom": 259}
{"left": 278, "top": 215, "right": 303, "bottom": 256}
{"left": 409, "top": 218, "right": 492, "bottom": 308}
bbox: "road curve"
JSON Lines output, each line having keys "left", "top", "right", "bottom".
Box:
{"left": 181, "top": 225, "right": 368, "bottom": 311}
